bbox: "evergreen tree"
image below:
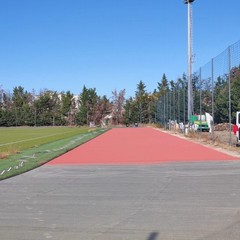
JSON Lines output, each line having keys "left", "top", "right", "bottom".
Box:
{"left": 214, "top": 76, "right": 228, "bottom": 123}
{"left": 135, "top": 80, "right": 148, "bottom": 123}
{"left": 60, "top": 91, "right": 76, "bottom": 125}
{"left": 76, "top": 86, "right": 88, "bottom": 125}
{"left": 157, "top": 73, "right": 169, "bottom": 97}
{"left": 35, "top": 90, "right": 61, "bottom": 126}
{"left": 123, "top": 97, "right": 139, "bottom": 125}
{"left": 230, "top": 66, "right": 240, "bottom": 123}
{"left": 76, "top": 86, "right": 98, "bottom": 126}
{"left": 11, "top": 86, "right": 33, "bottom": 126}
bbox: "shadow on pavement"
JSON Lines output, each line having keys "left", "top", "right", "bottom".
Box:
{"left": 147, "top": 232, "right": 159, "bottom": 240}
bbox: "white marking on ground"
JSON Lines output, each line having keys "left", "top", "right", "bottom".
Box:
{"left": 0, "top": 130, "right": 78, "bottom": 147}
{"left": 43, "top": 233, "right": 53, "bottom": 239}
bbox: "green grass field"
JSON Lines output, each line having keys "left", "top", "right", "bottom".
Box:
{"left": 0, "top": 127, "right": 107, "bottom": 180}
{"left": 0, "top": 127, "right": 92, "bottom": 156}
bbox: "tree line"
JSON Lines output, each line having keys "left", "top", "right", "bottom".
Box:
{"left": 0, "top": 82, "right": 156, "bottom": 127}
{"left": 0, "top": 86, "right": 110, "bottom": 127}
{"left": 1, "top": 66, "right": 240, "bottom": 127}
{"left": 156, "top": 66, "right": 240, "bottom": 125}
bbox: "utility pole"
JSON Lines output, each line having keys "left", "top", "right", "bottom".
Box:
{"left": 184, "top": 0, "right": 195, "bottom": 122}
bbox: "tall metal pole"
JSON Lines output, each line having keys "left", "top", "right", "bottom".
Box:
{"left": 228, "top": 46, "right": 232, "bottom": 145}
{"left": 211, "top": 58, "right": 214, "bottom": 120}
{"left": 199, "top": 67, "right": 202, "bottom": 133}
{"left": 185, "top": 0, "right": 195, "bottom": 122}
{"left": 211, "top": 58, "right": 215, "bottom": 139}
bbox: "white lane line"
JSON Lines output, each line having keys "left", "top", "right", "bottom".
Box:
{"left": 0, "top": 130, "right": 78, "bottom": 147}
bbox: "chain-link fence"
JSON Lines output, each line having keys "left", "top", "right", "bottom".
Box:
{"left": 156, "top": 40, "right": 240, "bottom": 146}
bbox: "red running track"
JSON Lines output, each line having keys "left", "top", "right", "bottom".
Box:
{"left": 48, "top": 128, "right": 239, "bottom": 165}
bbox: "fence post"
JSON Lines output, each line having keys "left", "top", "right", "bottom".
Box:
{"left": 178, "top": 83, "right": 180, "bottom": 124}
{"left": 173, "top": 87, "right": 176, "bottom": 123}
{"left": 228, "top": 46, "right": 232, "bottom": 145}
{"left": 183, "top": 81, "right": 186, "bottom": 126}
{"left": 165, "top": 93, "right": 167, "bottom": 128}
{"left": 211, "top": 58, "right": 215, "bottom": 139}
{"left": 199, "top": 68, "right": 202, "bottom": 136}
{"left": 169, "top": 91, "right": 172, "bottom": 126}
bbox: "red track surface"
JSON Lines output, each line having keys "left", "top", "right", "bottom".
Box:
{"left": 48, "top": 128, "right": 238, "bottom": 165}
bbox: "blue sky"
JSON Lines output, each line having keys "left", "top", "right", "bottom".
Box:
{"left": 0, "top": 0, "right": 240, "bottom": 98}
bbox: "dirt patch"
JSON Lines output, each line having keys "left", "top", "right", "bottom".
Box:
{"left": 0, "top": 147, "right": 20, "bottom": 159}
{"left": 158, "top": 127, "right": 240, "bottom": 158}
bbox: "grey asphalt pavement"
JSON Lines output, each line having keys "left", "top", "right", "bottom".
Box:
{"left": 1, "top": 161, "right": 240, "bottom": 240}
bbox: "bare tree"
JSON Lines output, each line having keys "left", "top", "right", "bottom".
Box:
{"left": 112, "top": 89, "right": 126, "bottom": 125}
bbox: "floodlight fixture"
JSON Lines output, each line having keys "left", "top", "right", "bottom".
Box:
{"left": 184, "top": 0, "right": 195, "bottom": 4}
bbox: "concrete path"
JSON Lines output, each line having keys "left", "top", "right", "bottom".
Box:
{"left": 1, "top": 128, "right": 240, "bottom": 240}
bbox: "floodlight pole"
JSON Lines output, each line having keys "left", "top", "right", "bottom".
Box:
{"left": 184, "top": 0, "right": 195, "bottom": 122}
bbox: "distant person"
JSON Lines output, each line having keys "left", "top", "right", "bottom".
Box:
{"left": 233, "top": 124, "right": 238, "bottom": 135}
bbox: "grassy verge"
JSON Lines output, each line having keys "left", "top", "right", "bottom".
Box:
{"left": 0, "top": 128, "right": 108, "bottom": 180}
